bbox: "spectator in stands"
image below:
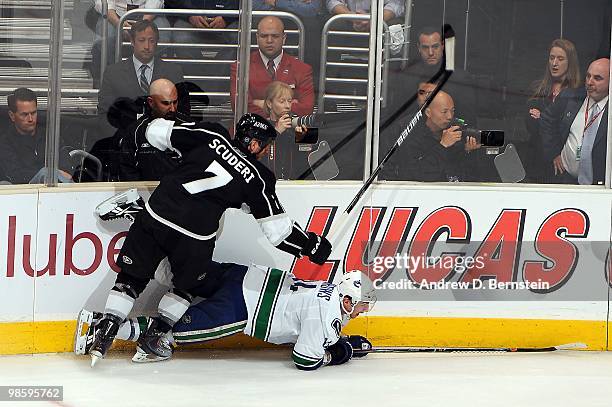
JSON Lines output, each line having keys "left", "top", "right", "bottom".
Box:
{"left": 230, "top": 16, "right": 314, "bottom": 117}
{"left": 382, "top": 91, "right": 480, "bottom": 182}
{"left": 254, "top": 0, "right": 322, "bottom": 17}
{"left": 540, "top": 58, "right": 610, "bottom": 185}
{"left": 326, "top": 0, "right": 403, "bottom": 32}
{"left": 91, "top": 0, "right": 171, "bottom": 84}
{"left": 525, "top": 39, "right": 581, "bottom": 183}
{"left": 260, "top": 81, "right": 311, "bottom": 179}
{"left": 416, "top": 81, "right": 436, "bottom": 107}
{"left": 172, "top": 0, "right": 239, "bottom": 62}
{"left": 253, "top": 0, "right": 324, "bottom": 86}
{"left": 0, "top": 88, "right": 72, "bottom": 184}
{"left": 120, "top": 78, "right": 191, "bottom": 181}
{"left": 98, "top": 20, "right": 186, "bottom": 128}
{"left": 386, "top": 26, "right": 477, "bottom": 126}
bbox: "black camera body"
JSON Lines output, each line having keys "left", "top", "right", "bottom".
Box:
{"left": 452, "top": 119, "right": 504, "bottom": 147}
{"left": 290, "top": 113, "right": 320, "bottom": 144}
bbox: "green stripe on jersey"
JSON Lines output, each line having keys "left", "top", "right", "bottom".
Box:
{"left": 174, "top": 321, "right": 247, "bottom": 343}
{"left": 292, "top": 351, "right": 322, "bottom": 368}
{"left": 253, "top": 268, "right": 285, "bottom": 341}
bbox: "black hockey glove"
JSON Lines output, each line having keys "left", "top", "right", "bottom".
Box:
{"left": 347, "top": 335, "right": 372, "bottom": 358}
{"left": 325, "top": 337, "right": 353, "bottom": 366}
{"left": 302, "top": 232, "right": 332, "bottom": 265}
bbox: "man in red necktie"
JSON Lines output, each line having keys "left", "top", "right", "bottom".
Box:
{"left": 230, "top": 16, "right": 314, "bottom": 117}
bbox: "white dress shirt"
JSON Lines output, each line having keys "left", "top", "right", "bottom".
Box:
{"left": 133, "top": 54, "right": 155, "bottom": 85}
{"left": 258, "top": 50, "right": 283, "bottom": 75}
{"left": 560, "top": 95, "right": 608, "bottom": 177}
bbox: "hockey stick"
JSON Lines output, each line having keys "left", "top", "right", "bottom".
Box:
{"left": 355, "top": 342, "right": 587, "bottom": 356}
{"left": 297, "top": 31, "right": 449, "bottom": 182}
{"left": 326, "top": 24, "right": 456, "bottom": 243}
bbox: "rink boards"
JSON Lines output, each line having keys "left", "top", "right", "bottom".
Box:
{"left": 0, "top": 182, "right": 610, "bottom": 354}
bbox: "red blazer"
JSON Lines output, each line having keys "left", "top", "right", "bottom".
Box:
{"left": 230, "top": 51, "right": 315, "bottom": 116}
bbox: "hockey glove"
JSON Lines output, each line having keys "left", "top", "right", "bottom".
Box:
{"left": 347, "top": 335, "right": 372, "bottom": 358}
{"left": 302, "top": 232, "right": 332, "bottom": 265}
{"left": 325, "top": 337, "right": 353, "bottom": 366}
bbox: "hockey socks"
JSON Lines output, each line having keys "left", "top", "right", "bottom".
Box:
{"left": 116, "top": 316, "right": 149, "bottom": 341}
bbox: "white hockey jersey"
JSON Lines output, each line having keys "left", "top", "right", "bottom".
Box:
{"left": 243, "top": 265, "right": 343, "bottom": 370}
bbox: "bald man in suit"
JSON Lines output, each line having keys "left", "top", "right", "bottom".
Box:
{"left": 230, "top": 16, "right": 314, "bottom": 117}
{"left": 540, "top": 58, "right": 610, "bottom": 185}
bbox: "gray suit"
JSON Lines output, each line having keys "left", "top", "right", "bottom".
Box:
{"left": 98, "top": 56, "right": 185, "bottom": 118}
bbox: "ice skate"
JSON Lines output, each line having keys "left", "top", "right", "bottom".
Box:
{"left": 95, "top": 188, "right": 144, "bottom": 222}
{"left": 74, "top": 309, "right": 103, "bottom": 355}
{"left": 89, "top": 314, "right": 122, "bottom": 367}
{"left": 132, "top": 319, "right": 175, "bottom": 363}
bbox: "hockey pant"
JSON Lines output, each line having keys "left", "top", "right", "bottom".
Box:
{"left": 115, "top": 208, "right": 216, "bottom": 295}
{"left": 172, "top": 262, "right": 249, "bottom": 344}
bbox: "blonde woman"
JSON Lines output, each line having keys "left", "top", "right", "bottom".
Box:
{"left": 526, "top": 39, "right": 581, "bottom": 183}
{"left": 262, "top": 81, "right": 309, "bottom": 179}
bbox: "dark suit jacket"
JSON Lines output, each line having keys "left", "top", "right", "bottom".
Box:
{"left": 230, "top": 51, "right": 314, "bottom": 116}
{"left": 381, "top": 120, "right": 467, "bottom": 182}
{"left": 98, "top": 56, "right": 185, "bottom": 116}
{"left": 540, "top": 87, "right": 609, "bottom": 185}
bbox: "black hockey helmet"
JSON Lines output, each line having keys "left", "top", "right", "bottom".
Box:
{"left": 234, "top": 113, "right": 277, "bottom": 154}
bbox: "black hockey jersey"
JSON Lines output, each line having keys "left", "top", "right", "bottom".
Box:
{"left": 119, "top": 113, "right": 190, "bottom": 181}
{"left": 144, "top": 119, "right": 286, "bottom": 241}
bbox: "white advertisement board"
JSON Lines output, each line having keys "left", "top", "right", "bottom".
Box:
{"left": 0, "top": 183, "right": 609, "bottom": 329}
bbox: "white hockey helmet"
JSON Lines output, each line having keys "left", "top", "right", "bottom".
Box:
{"left": 337, "top": 270, "right": 377, "bottom": 315}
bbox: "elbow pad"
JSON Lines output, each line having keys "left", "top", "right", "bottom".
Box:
{"left": 146, "top": 118, "right": 174, "bottom": 151}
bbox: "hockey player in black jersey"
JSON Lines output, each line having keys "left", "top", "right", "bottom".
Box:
{"left": 89, "top": 113, "right": 332, "bottom": 367}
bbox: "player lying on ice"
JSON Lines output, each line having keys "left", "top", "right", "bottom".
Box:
{"left": 75, "top": 261, "right": 376, "bottom": 370}
{"left": 87, "top": 113, "right": 334, "bottom": 367}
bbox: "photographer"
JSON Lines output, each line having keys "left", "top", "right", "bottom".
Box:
{"left": 263, "top": 81, "right": 312, "bottom": 180}
{"left": 383, "top": 91, "right": 481, "bottom": 182}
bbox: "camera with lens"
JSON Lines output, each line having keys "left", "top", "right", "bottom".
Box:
{"left": 290, "top": 113, "right": 320, "bottom": 144}
{"left": 451, "top": 118, "right": 504, "bottom": 147}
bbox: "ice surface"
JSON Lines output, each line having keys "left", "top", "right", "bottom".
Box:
{"left": 1, "top": 349, "right": 611, "bottom": 407}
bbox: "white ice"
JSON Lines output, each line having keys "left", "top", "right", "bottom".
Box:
{"left": 1, "top": 349, "right": 611, "bottom": 407}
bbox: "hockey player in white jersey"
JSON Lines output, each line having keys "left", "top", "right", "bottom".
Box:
{"left": 75, "top": 261, "right": 376, "bottom": 370}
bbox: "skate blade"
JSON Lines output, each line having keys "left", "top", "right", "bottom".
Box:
{"left": 95, "top": 189, "right": 139, "bottom": 217}
{"left": 132, "top": 347, "right": 171, "bottom": 364}
{"left": 90, "top": 353, "right": 102, "bottom": 368}
{"left": 74, "top": 309, "right": 93, "bottom": 355}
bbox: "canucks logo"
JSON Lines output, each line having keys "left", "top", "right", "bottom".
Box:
{"left": 331, "top": 318, "right": 342, "bottom": 337}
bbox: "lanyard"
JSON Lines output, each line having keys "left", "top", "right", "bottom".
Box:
{"left": 583, "top": 99, "right": 604, "bottom": 133}
{"left": 577, "top": 99, "right": 604, "bottom": 160}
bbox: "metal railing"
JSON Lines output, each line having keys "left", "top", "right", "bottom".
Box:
{"left": 0, "top": 0, "right": 74, "bottom": 9}
{"left": 317, "top": 14, "right": 390, "bottom": 113}
{"left": 114, "top": 9, "right": 305, "bottom": 62}
{"left": 0, "top": 17, "right": 72, "bottom": 40}
{"left": 107, "top": 9, "right": 305, "bottom": 112}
